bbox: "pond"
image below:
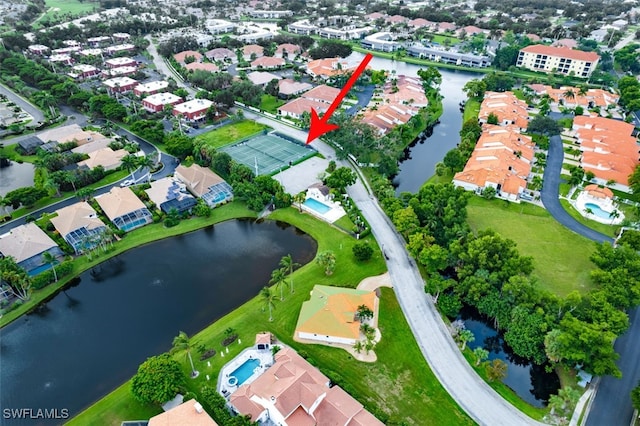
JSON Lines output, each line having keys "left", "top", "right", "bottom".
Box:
{"left": 0, "top": 160, "right": 34, "bottom": 197}
{"left": 458, "top": 305, "right": 560, "bottom": 407}
{"left": 0, "top": 219, "right": 317, "bottom": 425}
{"left": 345, "top": 53, "right": 479, "bottom": 194}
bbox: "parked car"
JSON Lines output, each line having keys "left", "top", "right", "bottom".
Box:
{"left": 120, "top": 179, "right": 135, "bottom": 187}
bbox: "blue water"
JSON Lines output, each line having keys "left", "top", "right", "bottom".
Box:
{"left": 303, "top": 198, "right": 331, "bottom": 214}
{"left": 27, "top": 263, "right": 53, "bottom": 277}
{"left": 120, "top": 218, "right": 148, "bottom": 232}
{"left": 585, "top": 202, "right": 613, "bottom": 219}
{"left": 230, "top": 358, "right": 260, "bottom": 385}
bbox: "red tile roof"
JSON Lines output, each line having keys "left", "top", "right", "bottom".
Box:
{"left": 520, "top": 45, "right": 600, "bottom": 62}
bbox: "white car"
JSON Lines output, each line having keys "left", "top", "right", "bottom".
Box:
{"left": 119, "top": 179, "right": 135, "bottom": 187}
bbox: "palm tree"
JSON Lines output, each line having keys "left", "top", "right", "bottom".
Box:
{"left": 137, "top": 155, "right": 154, "bottom": 182}
{"left": 609, "top": 209, "right": 620, "bottom": 224}
{"left": 76, "top": 187, "right": 94, "bottom": 201}
{"left": 279, "top": 254, "right": 300, "bottom": 294}
{"left": 269, "top": 267, "right": 287, "bottom": 301}
{"left": 121, "top": 154, "right": 138, "bottom": 182}
{"left": 42, "top": 251, "right": 58, "bottom": 282}
{"left": 458, "top": 329, "right": 475, "bottom": 350}
{"left": 473, "top": 347, "right": 489, "bottom": 366}
{"left": 353, "top": 340, "right": 364, "bottom": 354}
{"left": 293, "top": 192, "right": 306, "bottom": 212}
{"left": 261, "top": 286, "right": 276, "bottom": 322}
{"left": 44, "top": 177, "right": 61, "bottom": 197}
{"left": 577, "top": 85, "right": 588, "bottom": 96}
{"left": 563, "top": 89, "right": 576, "bottom": 102}
{"left": 171, "top": 331, "right": 199, "bottom": 378}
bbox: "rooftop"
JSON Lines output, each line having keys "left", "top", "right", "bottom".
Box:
{"left": 95, "top": 187, "right": 147, "bottom": 220}
{"left": 0, "top": 223, "right": 58, "bottom": 263}
{"left": 50, "top": 201, "right": 105, "bottom": 237}
{"left": 520, "top": 44, "right": 600, "bottom": 62}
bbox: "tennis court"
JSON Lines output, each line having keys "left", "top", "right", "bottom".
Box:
{"left": 220, "top": 133, "right": 315, "bottom": 175}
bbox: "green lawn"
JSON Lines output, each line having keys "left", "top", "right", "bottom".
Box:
{"left": 463, "top": 98, "right": 481, "bottom": 123}
{"left": 559, "top": 199, "right": 617, "bottom": 238}
{"left": 260, "top": 94, "right": 284, "bottom": 114}
{"left": 68, "top": 207, "right": 473, "bottom": 425}
{"left": 37, "top": 0, "right": 98, "bottom": 24}
{"left": 466, "top": 197, "right": 597, "bottom": 296}
{"left": 194, "top": 120, "right": 269, "bottom": 149}
{"left": 430, "top": 34, "right": 462, "bottom": 45}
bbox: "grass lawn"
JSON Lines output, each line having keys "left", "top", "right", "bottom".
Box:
{"left": 37, "top": 0, "right": 97, "bottom": 24}
{"left": 194, "top": 120, "right": 269, "bottom": 149}
{"left": 430, "top": 34, "right": 462, "bottom": 45}
{"left": 466, "top": 197, "right": 597, "bottom": 296}
{"left": 425, "top": 170, "right": 454, "bottom": 185}
{"left": 0, "top": 202, "right": 256, "bottom": 328}
{"left": 559, "top": 199, "right": 617, "bottom": 238}
{"left": 69, "top": 207, "right": 473, "bottom": 425}
{"left": 463, "top": 98, "right": 481, "bottom": 123}
{"left": 259, "top": 94, "right": 284, "bottom": 114}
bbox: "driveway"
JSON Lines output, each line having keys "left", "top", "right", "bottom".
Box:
{"left": 540, "top": 135, "right": 612, "bottom": 244}
{"left": 242, "top": 108, "right": 545, "bottom": 425}
{"left": 0, "top": 82, "right": 45, "bottom": 125}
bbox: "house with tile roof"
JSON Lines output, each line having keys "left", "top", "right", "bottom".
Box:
{"left": 148, "top": 399, "right": 218, "bottom": 426}
{"left": 516, "top": 45, "right": 600, "bottom": 77}
{"left": 453, "top": 125, "right": 535, "bottom": 201}
{"left": 526, "top": 84, "right": 619, "bottom": 111}
{"left": 205, "top": 48, "right": 236, "bottom": 62}
{"left": 278, "top": 84, "right": 341, "bottom": 119}
{"left": 77, "top": 147, "right": 127, "bottom": 171}
{"left": 173, "top": 50, "right": 203, "bottom": 65}
{"left": 295, "top": 285, "right": 378, "bottom": 346}
{"left": 278, "top": 79, "right": 313, "bottom": 98}
{"left": 174, "top": 164, "right": 233, "bottom": 207}
{"left": 305, "top": 58, "right": 357, "bottom": 79}
{"left": 479, "top": 91, "right": 530, "bottom": 130}
{"left": 570, "top": 116, "right": 639, "bottom": 189}
{"left": 145, "top": 177, "right": 197, "bottom": 214}
{"left": 185, "top": 62, "right": 220, "bottom": 73}
{"left": 242, "top": 44, "right": 264, "bottom": 61}
{"left": 95, "top": 187, "right": 152, "bottom": 232}
{"left": 250, "top": 56, "right": 285, "bottom": 70}
{"left": 275, "top": 43, "right": 301, "bottom": 59}
{"left": 229, "top": 347, "right": 384, "bottom": 426}
{"left": 0, "top": 223, "right": 62, "bottom": 274}
{"left": 247, "top": 71, "right": 280, "bottom": 86}
{"left": 51, "top": 202, "right": 107, "bottom": 254}
{"left": 408, "top": 18, "right": 435, "bottom": 29}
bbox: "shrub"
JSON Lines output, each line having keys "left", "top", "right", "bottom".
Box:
{"left": 352, "top": 243, "right": 373, "bottom": 261}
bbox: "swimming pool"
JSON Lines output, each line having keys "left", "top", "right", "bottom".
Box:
{"left": 584, "top": 203, "right": 613, "bottom": 220}
{"left": 303, "top": 198, "right": 331, "bottom": 214}
{"left": 229, "top": 358, "right": 260, "bottom": 386}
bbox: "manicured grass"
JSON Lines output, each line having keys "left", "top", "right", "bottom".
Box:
{"left": 42, "top": 0, "right": 97, "bottom": 19}
{"left": 463, "top": 98, "right": 481, "bottom": 123}
{"left": 430, "top": 34, "right": 462, "bottom": 45}
{"left": 559, "top": 199, "right": 617, "bottom": 238}
{"left": 0, "top": 202, "right": 256, "bottom": 328}
{"left": 512, "top": 89, "right": 526, "bottom": 101}
{"left": 194, "top": 120, "right": 269, "bottom": 149}
{"left": 69, "top": 207, "right": 474, "bottom": 425}
{"left": 3, "top": 143, "right": 39, "bottom": 163}
{"left": 461, "top": 348, "right": 548, "bottom": 421}
{"left": 466, "top": 197, "right": 597, "bottom": 296}
{"left": 333, "top": 214, "right": 356, "bottom": 232}
{"left": 559, "top": 182, "right": 571, "bottom": 197}
{"left": 259, "top": 94, "right": 284, "bottom": 114}
{"left": 425, "top": 170, "right": 454, "bottom": 185}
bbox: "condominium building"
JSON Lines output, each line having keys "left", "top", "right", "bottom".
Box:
{"left": 516, "top": 45, "right": 600, "bottom": 78}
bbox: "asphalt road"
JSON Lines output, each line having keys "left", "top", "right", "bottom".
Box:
{"left": 0, "top": 82, "right": 45, "bottom": 125}
{"left": 244, "top": 109, "right": 545, "bottom": 425}
{"left": 145, "top": 35, "right": 196, "bottom": 97}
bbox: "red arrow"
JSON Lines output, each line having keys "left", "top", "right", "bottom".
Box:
{"left": 306, "top": 53, "right": 373, "bottom": 144}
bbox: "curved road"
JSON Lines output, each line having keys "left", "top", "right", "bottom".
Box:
{"left": 244, "top": 109, "right": 545, "bottom": 425}
{"left": 0, "top": 82, "right": 45, "bottom": 125}
{"left": 541, "top": 134, "right": 640, "bottom": 426}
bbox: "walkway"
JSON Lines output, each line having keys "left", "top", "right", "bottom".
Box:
{"left": 242, "top": 109, "right": 545, "bottom": 425}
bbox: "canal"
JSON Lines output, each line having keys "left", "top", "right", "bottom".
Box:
{"left": 346, "top": 52, "right": 479, "bottom": 194}
{"left": 0, "top": 219, "right": 317, "bottom": 425}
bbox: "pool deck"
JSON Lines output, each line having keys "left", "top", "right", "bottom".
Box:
{"left": 573, "top": 191, "right": 624, "bottom": 225}
{"left": 298, "top": 195, "right": 346, "bottom": 224}
{"left": 217, "top": 346, "right": 275, "bottom": 399}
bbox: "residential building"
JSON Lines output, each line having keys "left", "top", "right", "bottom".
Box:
{"left": 77, "top": 147, "right": 127, "bottom": 171}
{"left": 38, "top": 124, "right": 104, "bottom": 146}
{"left": 50, "top": 202, "right": 107, "bottom": 254}
{"left": 104, "top": 57, "right": 137, "bottom": 69}
{"left": 0, "top": 223, "right": 62, "bottom": 275}
{"left": 145, "top": 177, "right": 196, "bottom": 214}
{"left": 101, "top": 66, "right": 137, "bottom": 78}
{"left": 148, "top": 399, "right": 217, "bottom": 426}
{"left": 174, "top": 164, "right": 233, "bottom": 207}
{"left": 247, "top": 10, "right": 292, "bottom": 19}
{"left": 478, "top": 91, "right": 529, "bottom": 130}
{"left": 278, "top": 97, "right": 329, "bottom": 119}
{"left": 112, "top": 32, "right": 130, "bottom": 41}
{"left": 241, "top": 44, "right": 264, "bottom": 61}
{"left": 79, "top": 48, "right": 103, "bottom": 57}
{"left": 274, "top": 43, "right": 301, "bottom": 59}
{"left": 459, "top": 25, "right": 486, "bottom": 37}
{"left": 407, "top": 44, "right": 491, "bottom": 68}
{"left": 315, "top": 25, "right": 372, "bottom": 40}
{"left": 174, "top": 50, "right": 203, "bottom": 64}
{"left": 28, "top": 44, "right": 49, "bottom": 55}
{"left": 386, "top": 14, "right": 407, "bottom": 25}
{"left": 516, "top": 45, "right": 600, "bottom": 78}
{"left": 295, "top": 285, "right": 378, "bottom": 345}
{"left": 185, "top": 62, "right": 220, "bottom": 73}
{"left": 134, "top": 80, "right": 169, "bottom": 96}
{"left": 246, "top": 71, "right": 280, "bottom": 86}
{"left": 361, "top": 32, "right": 400, "bottom": 52}
{"left": 527, "top": 84, "right": 619, "bottom": 110}
{"left": 205, "top": 48, "right": 236, "bottom": 62}
{"left": 87, "top": 36, "right": 111, "bottom": 47}
{"left": 250, "top": 56, "right": 285, "bottom": 70}
{"left": 229, "top": 347, "right": 384, "bottom": 425}
{"left": 49, "top": 54, "right": 74, "bottom": 66}
{"left": 408, "top": 18, "right": 435, "bottom": 29}
{"left": 287, "top": 20, "right": 317, "bottom": 36}
{"left": 105, "top": 43, "right": 135, "bottom": 55}
{"left": 453, "top": 126, "right": 535, "bottom": 201}
{"left": 570, "top": 116, "right": 639, "bottom": 189}
{"left": 103, "top": 76, "right": 138, "bottom": 94}
{"left": 206, "top": 18, "right": 235, "bottom": 34}
{"left": 52, "top": 46, "right": 81, "bottom": 55}
{"left": 142, "top": 92, "right": 183, "bottom": 113}
{"left": 301, "top": 84, "right": 340, "bottom": 104}
{"left": 278, "top": 79, "right": 313, "bottom": 98}
{"left": 306, "top": 58, "right": 351, "bottom": 78}
{"left": 437, "top": 22, "right": 457, "bottom": 33}
{"left": 173, "top": 99, "right": 214, "bottom": 121}
{"left": 551, "top": 38, "right": 578, "bottom": 49}
{"left": 67, "top": 64, "right": 100, "bottom": 80}
{"left": 95, "top": 187, "right": 153, "bottom": 232}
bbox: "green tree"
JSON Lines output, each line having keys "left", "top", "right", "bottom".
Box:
{"left": 352, "top": 243, "right": 373, "bottom": 262}
{"left": 417, "top": 66, "right": 442, "bottom": 89}
{"left": 171, "top": 331, "right": 199, "bottom": 378}
{"left": 42, "top": 251, "right": 58, "bottom": 282}
{"left": 316, "top": 250, "right": 336, "bottom": 275}
{"left": 632, "top": 382, "right": 640, "bottom": 411}
{"left": 293, "top": 191, "right": 306, "bottom": 212}
{"left": 325, "top": 167, "right": 356, "bottom": 193}
{"left": 473, "top": 347, "right": 489, "bottom": 366}
{"left": 527, "top": 115, "right": 562, "bottom": 135}
{"left": 260, "top": 286, "right": 276, "bottom": 322}
{"left": 504, "top": 306, "right": 548, "bottom": 364}
{"left": 131, "top": 354, "right": 186, "bottom": 404}
{"left": 462, "top": 79, "right": 487, "bottom": 99}
{"left": 0, "top": 256, "right": 32, "bottom": 301}
{"left": 393, "top": 206, "right": 420, "bottom": 240}
{"left": 443, "top": 148, "right": 466, "bottom": 173}
{"left": 486, "top": 359, "right": 508, "bottom": 382}
{"left": 357, "top": 304, "right": 374, "bottom": 321}
{"left": 629, "top": 164, "right": 640, "bottom": 195}
{"left": 457, "top": 329, "right": 475, "bottom": 350}
{"left": 279, "top": 254, "right": 300, "bottom": 294}
{"left": 269, "top": 267, "right": 287, "bottom": 301}
{"left": 486, "top": 112, "right": 499, "bottom": 125}
{"left": 165, "top": 132, "right": 194, "bottom": 159}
